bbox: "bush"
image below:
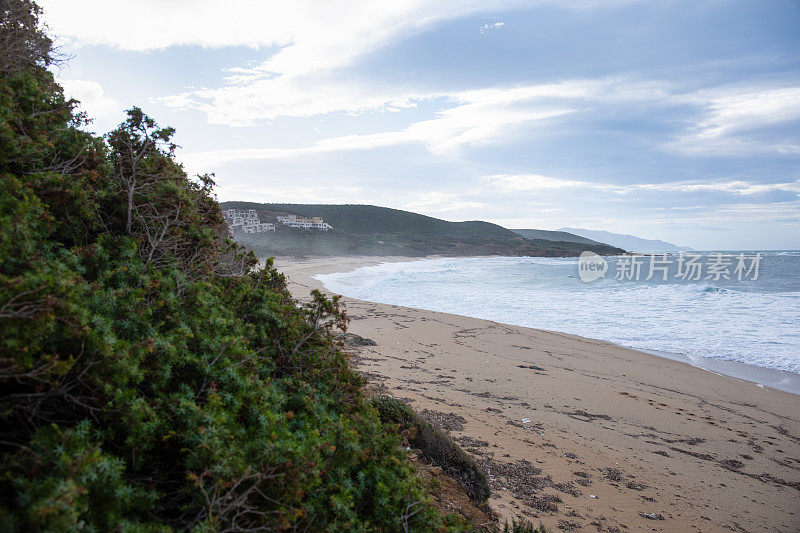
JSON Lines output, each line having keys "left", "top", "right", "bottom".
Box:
{"left": 372, "top": 396, "right": 491, "bottom": 504}
{"left": 499, "top": 520, "right": 547, "bottom": 533}
{"left": 0, "top": 2, "right": 464, "bottom": 530}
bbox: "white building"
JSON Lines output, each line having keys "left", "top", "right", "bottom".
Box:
{"left": 223, "top": 209, "right": 259, "bottom": 227}
{"left": 276, "top": 214, "right": 332, "bottom": 231}
{"left": 223, "top": 209, "right": 271, "bottom": 235}
{"left": 242, "top": 223, "right": 276, "bottom": 234}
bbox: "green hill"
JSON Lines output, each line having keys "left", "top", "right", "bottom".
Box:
{"left": 0, "top": 4, "right": 499, "bottom": 529}
{"left": 510, "top": 228, "right": 607, "bottom": 246}
{"left": 221, "top": 202, "right": 519, "bottom": 239}
{"left": 221, "top": 202, "right": 625, "bottom": 257}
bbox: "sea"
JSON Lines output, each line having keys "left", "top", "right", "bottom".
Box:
{"left": 315, "top": 251, "right": 800, "bottom": 394}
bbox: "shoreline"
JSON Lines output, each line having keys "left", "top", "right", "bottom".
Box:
{"left": 290, "top": 254, "right": 800, "bottom": 396}
{"left": 637, "top": 348, "right": 800, "bottom": 397}
{"left": 274, "top": 255, "right": 800, "bottom": 531}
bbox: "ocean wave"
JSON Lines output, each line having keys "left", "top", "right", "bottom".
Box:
{"left": 316, "top": 256, "right": 800, "bottom": 374}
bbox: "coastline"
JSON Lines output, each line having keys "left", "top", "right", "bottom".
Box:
{"left": 275, "top": 255, "right": 800, "bottom": 531}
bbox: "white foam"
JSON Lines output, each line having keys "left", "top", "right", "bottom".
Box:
{"left": 316, "top": 256, "right": 800, "bottom": 374}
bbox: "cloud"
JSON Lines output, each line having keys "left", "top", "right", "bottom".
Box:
{"left": 159, "top": 73, "right": 632, "bottom": 126}
{"left": 480, "top": 21, "right": 505, "bottom": 34}
{"left": 58, "top": 79, "right": 120, "bottom": 121}
{"left": 668, "top": 86, "right": 800, "bottom": 155}
{"left": 401, "top": 192, "right": 486, "bottom": 214}
{"left": 179, "top": 87, "right": 575, "bottom": 173}
{"left": 215, "top": 182, "right": 367, "bottom": 204}
{"left": 170, "top": 72, "right": 800, "bottom": 174}
{"left": 41, "top": 1, "right": 523, "bottom": 69}
{"left": 156, "top": 82, "right": 432, "bottom": 126}
{"left": 483, "top": 174, "right": 800, "bottom": 196}
{"left": 633, "top": 180, "right": 800, "bottom": 195}
{"left": 39, "top": 1, "right": 632, "bottom": 52}
{"left": 484, "top": 174, "right": 609, "bottom": 191}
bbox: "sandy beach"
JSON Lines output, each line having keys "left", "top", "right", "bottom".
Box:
{"left": 275, "top": 256, "right": 800, "bottom": 532}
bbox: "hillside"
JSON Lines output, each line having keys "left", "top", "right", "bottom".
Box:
{"left": 222, "top": 202, "right": 520, "bottom": 239}
{"left": 0, "top": 4, "right": 502, "bottom": 529}
{"left": 559, "top": 227, "right": 692, "bottom": 252}
{"left": 510, "top": 228, "right": 606, "bottom": 246}
{"left": 221, "top": 202, "right": 626, "bottom": 257}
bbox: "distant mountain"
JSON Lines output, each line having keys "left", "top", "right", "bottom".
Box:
{"left": 220, "top": 202, "right": 626, "bottom": 257}
{"left": 510, "top": 229, "right": 606, "bottom": 246}
{"left": 558, "top": 228, "right": 692, "bottom": 253}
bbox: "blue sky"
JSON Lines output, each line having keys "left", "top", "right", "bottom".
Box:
{"left": 42, "top": 0, "right": 800, "bottom": 249}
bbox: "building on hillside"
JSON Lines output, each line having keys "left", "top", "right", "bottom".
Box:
{"left": 242, "top": 223, "right": 276, "bottom": 234}
{"left": 222, "top": 209, "right": 273, "bottom": 235}
{"left": 277, "top": 214, "right": 332, "bottom": 231}
{"left": 222, "top": 209, "right": 258, "bottom": 227}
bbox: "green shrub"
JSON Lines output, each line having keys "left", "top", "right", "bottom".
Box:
{"left": 499, "top": 520, "right": 547, "bottom": 533}
{"left": 0, "top": 2, "right": 466, "bottom": 530}
{"left": 372, "top": 396, "right": 491, "bottom": 504}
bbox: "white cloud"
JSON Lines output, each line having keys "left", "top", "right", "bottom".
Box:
{"left": 402, "top": 192, "right": 486, "bottom": 213}
{"left": 668, "top": 86, "right": 800, "bottom": 155}
{"left": 480, "top": 21, "right": 505, "bottom": 34}
{"left": 42, "top": 1, "right": 799, "bottom": 162}
{"left": 156, "top": 82, "right": 432, "bottom": 126}
{"left": 483, "top": 174, "right": 800, "bottom": 196}
{"left": 58, "top": 79, "right": 120, "bottom": 121}
{"left": 634, "top": 179, "right": 800, "bottom": 195}
{"left": 40, "top": 1, "right": 628, "bottom": 53}
{"left": 180, "top": 87, "right": 575, "bottom": 173}
{"left": 215, "top": 182, "right": 367, "bottom": 204}
{"left": 41, "top": 0, "right": 652, "bottom": 127}
{"left": 484, "top": 174, "right": 608, "bottom": 191}
{"left": 41, "top": 1, "right": 521, "bottom": 69}
{"left": 159, "top": 75, "right": 630, "bottom": 126}
{"left": 172, "top": 74, "right": 800, "bottom": 170}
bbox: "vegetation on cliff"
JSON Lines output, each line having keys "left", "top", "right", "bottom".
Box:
{"left": 222, "top": 202, "right": 626, "bottom": 258}
{"left": 0, "top": 2, "right": 479, "bottom": 529}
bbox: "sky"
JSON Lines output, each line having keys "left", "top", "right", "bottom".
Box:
{"left": 41, "top": 0, "right": 800, "bottom": 250}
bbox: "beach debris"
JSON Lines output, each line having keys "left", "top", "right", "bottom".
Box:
{"left": 341, "top": 333, "right": 377, "bottom": 347}
{"left": 455, "top": 435, "right": 489, "bottom": 449}
{"left": 521, "top": 418, "right": 531, "bottom": 424}
{"left": 480, "top": 458, "right": 565, "bottom": 512}
{"left": 639, "top": 512, "right": 665, "bottom": 520}
{"left": 663, "top": 436, "right": 705, "bottom": 445}
{"left": 554, "top": 482, "right": 582, "bottom": 497}
{"left": 589, "top": 494, "right": 596, "bottom": 498}
{"left": 719, "top": 458, "right": 745, "bottom": 471}
{"left": 517, "top": 363, "right": 547, "bottom": 373}
{"left": 626, "top": 481, "right": 648, "bottom": 491}
{"left": 419, "top": 409, "right": 466, "bottom": 432}
{"left": 602, "top": 468, "right": 624, "bottom": 482}
{"left": 530, "top": 494, "right": 561, "bottom": 513}
{"left": 565, "top": 409, "right": 613, "bottom": 422}
{"left": 574, "top": 472, "right": 592, "bottom": 487}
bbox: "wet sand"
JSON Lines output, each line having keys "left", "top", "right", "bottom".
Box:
{"left": 276, "top": 255, "right": 800, "bottom": 532}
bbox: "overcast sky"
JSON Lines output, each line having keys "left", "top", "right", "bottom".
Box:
{"left": 42, "top": 0, "right": 800, "bottom": 249}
